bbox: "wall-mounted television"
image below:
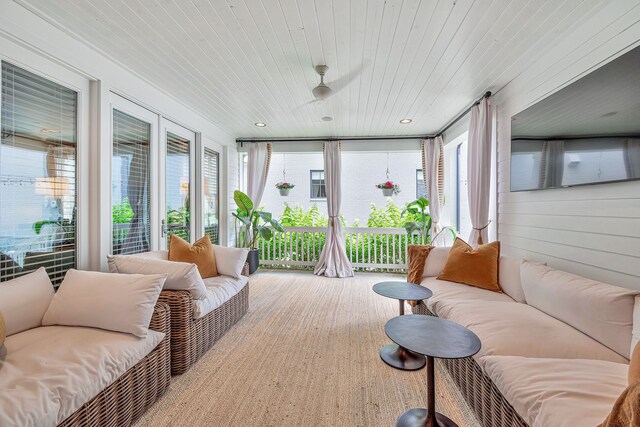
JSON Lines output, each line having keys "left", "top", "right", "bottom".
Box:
{"left": 510, "top": 45, "right": 640, "bottom": 192}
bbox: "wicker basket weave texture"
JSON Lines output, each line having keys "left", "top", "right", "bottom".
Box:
{"left": 412, "top": 301, "right": 529, "bottom": 427}
{"left": 58, "top": 302, "right": 172, "bottom": 427}
{"left": 159, "top": 282, "right": 249, "bottom": 375}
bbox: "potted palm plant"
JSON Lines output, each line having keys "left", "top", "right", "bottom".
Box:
{"left": 232, "top": 190, "right": 284, "bottom": 274}
{"left": 403, "top": 196, "right": 457, "bottom": 245}
{"left": 275, "top": 181, "right": 295, "bottom": 196}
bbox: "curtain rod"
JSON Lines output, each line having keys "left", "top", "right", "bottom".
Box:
{"left": 236, "top": 135, "right": 431, "bottom": 146}
{"left": 236, "top": 91, "right": 491, "bottom": 145}
{"left": 435, "top": 91, "right": 492, "bottom": 137}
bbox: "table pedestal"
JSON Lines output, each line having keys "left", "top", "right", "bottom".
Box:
{"left": 396, "top": 356, "right": 458, "bottom": 427}
{"left": 381, "top": 298, "right": 426, "bottom": 371}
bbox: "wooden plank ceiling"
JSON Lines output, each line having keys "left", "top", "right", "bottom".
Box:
{"left": 16, "top": 0, "right": 610, "bottom": 139}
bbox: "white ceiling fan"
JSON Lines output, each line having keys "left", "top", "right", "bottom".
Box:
{"left": 306, "top": 63, "right": 366, "bottom": 103}
{"left": 312, "top": 65, "right": 333, "bottom": 100}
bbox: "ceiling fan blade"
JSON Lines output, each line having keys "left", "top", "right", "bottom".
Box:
{"left": 326, "top": 61, "right": 368, "bottom": 94}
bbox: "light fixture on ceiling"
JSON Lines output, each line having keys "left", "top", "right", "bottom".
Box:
{"left": 321, "top": 116, "right": 333, "bottom": 122}
{"left": 41, "top": 129, "right": 61, "bottom": 133}
{"left": 399, "top": 118, "right": 412, "bottom": 124}
{"left": 254, "top": 122, "right": 266, "bottom": 127}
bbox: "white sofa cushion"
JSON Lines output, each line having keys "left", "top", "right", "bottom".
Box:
{"left": 0, "top": 325, "right": 163, "bottom": 427}
{"left": 0, "top": 268, "right": 53, "bottom": 336}
{"left": 422, "top": 246, "right": 450, "bottom": 277}
{"left": 192, "top": 275, "right": 249, "bottom": 319}
{"left": 42, "top": 270, "right": 165, "bottom": 338}
{"left": 135, "top": 250, "right": 169, "bottom": 260}
{"left": 521, "top": 261, "right": 639, "bottom": 359}
{"left": 481, "top": 355, "right": 627, "bottom": 427}
{"left": 499, "top": 256, "right": 526, "bottom": 303}
{"left": 436, "top": 300, "right": 628, "bottom": 363}
{"left": 108, "top": 254, "right": 207, "bottom": 299}
{"left": 419, "top": 277, "right": 515, "bottom": 314}
{"left": 212, "top": 245, "right": 249, "bottom": 279}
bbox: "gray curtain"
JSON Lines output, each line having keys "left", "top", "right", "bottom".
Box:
{"left": 539, "top": 140, "right": 565, "bottom": 188}
{"left": 122, "top": 150, "right": 149, "bottom": 254}
{"left": 624, "top": 138, "right": 640, "bottom": 179}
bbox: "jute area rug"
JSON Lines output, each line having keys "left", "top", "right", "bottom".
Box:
{"left": 136, "top": 270, "right": 480, "bottom": 427}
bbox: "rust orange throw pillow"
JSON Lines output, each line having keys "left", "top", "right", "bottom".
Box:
{"left": 437, "top": 238, "right": 502, "bottom": 292}
{"left": 407, "top": 245, "right": 433, "bottom": 285}
{"left": 168, "top": 234, "right": 218, "bottom": 278}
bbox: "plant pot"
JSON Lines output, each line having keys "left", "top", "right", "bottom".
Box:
{"left": 382, "top": 188, "right": 394, "bottom": 197}
{"left": 278, "top": 188, "right": 290, "bottom": 196}
{"left": 247, "top": 249, "right": 259, "bottom": 274}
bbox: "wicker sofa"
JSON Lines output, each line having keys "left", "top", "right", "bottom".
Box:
{"left": 409, "top": 246, "right": 635, "bottom": 427}
{"left": 0, "top": 269, "right": 171, "bottom": 427}
{"left": 112, "top": 250, "right": 250, "bottom": 375}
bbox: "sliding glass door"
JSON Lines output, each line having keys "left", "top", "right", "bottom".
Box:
{"left": 161, "top": 120, "right": 195, "bottom": 247}
{"left": 0, "top": 61, "right": 78, "bottom": 284}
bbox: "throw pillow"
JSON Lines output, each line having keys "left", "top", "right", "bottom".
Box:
{"left": 108, "top": 254, "right": 207, "bottom": 300}
{"left": 212, "top": 245, "right": 250, "bottom": 279}
{"left": 168, "top": 234, "right": 218, "bottom": 278}
{"left": 42, "top": 269, "right": 166, "bottom": 338}
{"left": 0, "top": 267, "right": 54, "bottom": 336}
{"left": 437, "top": 238, "right": 501, "bottom": 292}
{"left": 630, "top": 342, "right": 640, "bottom": 385}
{"left": 407, "top": 244, "right": 433, "bottom": 284}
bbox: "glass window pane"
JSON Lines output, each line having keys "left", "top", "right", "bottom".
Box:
{"left": 0, "top": 61, "right": 77, "bottom": 285}
{"left": 166, "top": 132, "right": 190, "bottom": 243}
{"left": 112, "top": 109, "right": 151, "bottom": 255}
{"left": 203, "top": 147, "right": 219, "bottom": 244}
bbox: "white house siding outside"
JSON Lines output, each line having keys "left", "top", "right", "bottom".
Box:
{"left": 244, "top": 141, "right": 472, "bottom": 235}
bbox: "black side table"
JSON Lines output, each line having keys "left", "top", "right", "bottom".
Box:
{"left": 373, "top": 281, "right": 433, "bottom": 371}
{"left": 385, "top": 315, "right": 481, "bottom": 427}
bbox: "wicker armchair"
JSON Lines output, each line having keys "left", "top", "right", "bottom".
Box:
{"left": 412, "top": 301, "right": 528, "bottom": 427}
{"left": 58, "top": 301, "right": 172, "bottom": 427}
{"left": 159, "top": 263, "right": 250, "bottom": 375}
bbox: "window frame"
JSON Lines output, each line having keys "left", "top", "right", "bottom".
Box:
{"left": 309, "top": 169, "right": 326, "bottom": 200}
{"left": 416, "top": 169, "right": 426, "bottom": 199}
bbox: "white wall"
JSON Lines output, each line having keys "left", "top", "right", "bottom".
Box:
{"left": 494, "top": 2, "right": 640, "bottom": 289}
{"left": 0, "top": 0, "right": 237, "bottom": 269}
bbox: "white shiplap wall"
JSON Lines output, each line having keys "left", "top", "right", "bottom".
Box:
{"left": 494, "top": 2, "right": 640, "bottom": 289}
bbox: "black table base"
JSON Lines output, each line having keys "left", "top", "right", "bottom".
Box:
{"left": 380, "top": 343, "right": 426, "bottom": 371}
{"left": 396, "top": 408, "right": 457, "bottom": 427}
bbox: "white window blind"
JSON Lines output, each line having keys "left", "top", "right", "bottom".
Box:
{"left": 166, "top": 132, "right": 190, "bottom": 243}
{"left": 112, "top": 109, "right": 151, "bottom": 255}
{"left": 203, "top": 147, "right": 219, "bottom": 244}
{"left": 0, "top": 61, "right": 77, "bottom": 285}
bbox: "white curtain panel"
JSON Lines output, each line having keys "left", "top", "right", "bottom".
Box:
{"left": 467, "top": 97, "right": 493, "bottom": 246}
{"left": 421, "top": 136, "right": 444, "bottom": 245}
{"left": 247, "top": 142, "right": 271, "bottom": 208}
{"left": 314, "top": 141, "right": 354, "bottom": 278}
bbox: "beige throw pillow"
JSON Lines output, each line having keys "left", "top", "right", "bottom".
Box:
{"left": 42, "top": 269, "right": 166, "bottom": 338}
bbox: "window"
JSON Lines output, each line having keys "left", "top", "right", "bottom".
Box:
{"left": 166, "top": 132, "right": 191, "bottom": 244}
{"left": 416, "top": 169, "right": 426, "bottom": 199}
{"left": 0, "top": 61, "right": 77, "bottom": 285}
{"left": 310, "top": 170, "right": 326, "bottom": 199}
{"left": 203, "top": 147, "right": 219, "bottom": 244}
{"left": 112, "top": 109, "right": 151, "bottom": 255}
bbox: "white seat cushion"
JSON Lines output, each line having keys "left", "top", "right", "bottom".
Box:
{"left": 192, "top": 275, "right": 249, "bottom": 319}
{"left": 436, "top": 300, "right": 628, "bottom": 363}
{"left": 481, "top": 355, "right": 627, "bottom": 427}
{"left": 419, "top": 277, "right": 515, "bottom": 314}
{"left": 0, "top": 325, "right": 164, "bottom": 427}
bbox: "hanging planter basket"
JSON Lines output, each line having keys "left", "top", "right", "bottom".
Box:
{"left": 376, "top": 181, "right": 400, "bottom": 197}
{"left": 275, "top": 182, "right": 295, "bottom": 196}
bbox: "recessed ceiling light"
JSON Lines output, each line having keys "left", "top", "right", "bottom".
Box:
{"left": 321, "top": 116, "right": 333, "bottom": 122}
{"left": 254, "top": 122, "right": 266, "bottom": 127}
{"left": 399, "top": 118, "right": 412, "bottom": 124}
{"left": 41, "top": 129, "right": 60, "bottom": 133}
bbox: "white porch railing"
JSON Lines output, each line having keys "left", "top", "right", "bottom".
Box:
{"left": 258, "top": 226, "right": 428, "bottom": 273}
